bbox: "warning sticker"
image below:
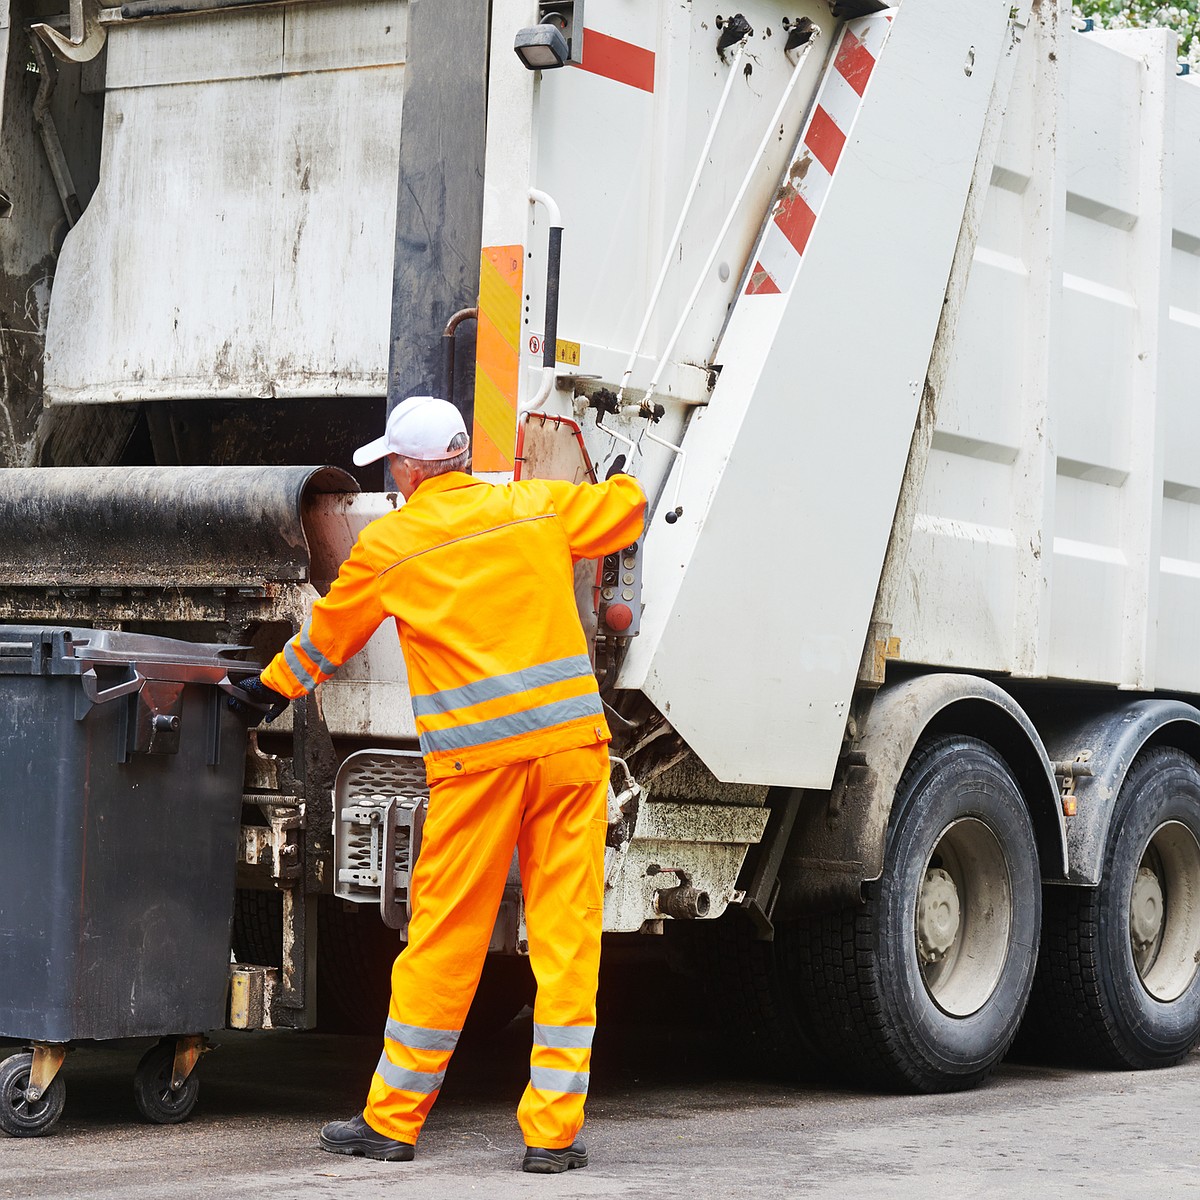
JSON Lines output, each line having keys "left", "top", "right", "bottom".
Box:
{"left": 556, "top": 339, "right": 581, "bottom": 367}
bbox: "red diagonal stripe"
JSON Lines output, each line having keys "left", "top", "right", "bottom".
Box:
{"left": 805, "top": 105, "right": 846, "bottom": 177}
{"left": 575, "top": 29, "right": 655, "bottom": 93}
{"left": 835, "top": 30, "right": 876, "bottom": 96}
{"left": 774, "top": 193, "right": 817, "bottom": 257}
{"left": 746, "top": 261, "right": 782, "bottom": 295}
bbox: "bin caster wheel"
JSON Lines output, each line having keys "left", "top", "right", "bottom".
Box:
{"left": 0, "top": 1052, "right": 66, "bottom": 1137}
{"left": 133, "top": 1041, "right": 200, "bottom": 1124}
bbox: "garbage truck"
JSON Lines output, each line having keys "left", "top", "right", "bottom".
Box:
{"left": 0, "top": 0, "right": 1198, "bottom": 1100}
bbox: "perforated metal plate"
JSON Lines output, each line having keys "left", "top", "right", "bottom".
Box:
{"left": 333, "top": 749, "right": 428, "bottom": 931}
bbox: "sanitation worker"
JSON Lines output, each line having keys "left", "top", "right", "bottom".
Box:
{"left": 232, "top": 395, "right": 646, "bottom": 1173}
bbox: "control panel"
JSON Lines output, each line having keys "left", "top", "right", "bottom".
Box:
{"left": 597, "top": 539, "right": 643, "bottom": 637}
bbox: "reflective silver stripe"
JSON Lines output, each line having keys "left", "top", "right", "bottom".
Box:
{"left": 283, "top": 642, "right": 317, "bottom": 693}
{"left": 374, "top": 1052, "right": 445, "bottom": 1095}
{"left": 533, "top": 1024, "right": 595, "bottom": 1050}
{"left": 529, "top": 1066, "right": 589, "bottom": 1094}
{"left": 419, "top": 694, "right": 604, "bottom": 755}
{"left": 411, "top": 655, "right": 594, "bottom": 718}
{"left": 384, "top": 1018, "right": 460, "bottom": 1052}
{"left": 299, "top": 629, "right": 337, "bottom": 676}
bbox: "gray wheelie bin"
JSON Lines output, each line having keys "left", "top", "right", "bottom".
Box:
{"left": 0, "top": 626, "right": 255, "bottom": 1136}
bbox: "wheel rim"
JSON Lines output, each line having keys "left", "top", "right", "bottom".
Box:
{"left": 1129, "top": 820, "right": 1200, "bottom": 1003}
{"left": 4, "top": 1068, "right": 51, "bottom": 1128}
{"left": 915, "top": 817, "right": 1013, "bottom": 1017}
{"left": 150, "top": 1060, "right": 190, "bottom": 1114}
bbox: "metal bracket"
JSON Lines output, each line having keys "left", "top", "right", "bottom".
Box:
{"left": 229, "top": 966, "right": 279, "bottom": 1030}
{"left": 26, "top": 1043, "right": 67, "bottom": 1103}
{"left": 32, "top": 0, "right": 106, "bottom": 64}
{"left": 132, "top": 679, "right": 185, "bottom": 755}
{"left": 269, "top": 807, "right": 304, "bottom": 887}
{"left": 170, "top": 1035, "right": 206, "bottom": 1091}
{"left": 380, "top": 797, "right": 426, "bottom": 931}
{"left": 237, "top": 799, "right": 304, "bottom": 887}
{"left": 738, "top": 788, "right": 804, "bottom": 940}
{"left": 1052, "top": 752, "right": 1094, "bottom": 818}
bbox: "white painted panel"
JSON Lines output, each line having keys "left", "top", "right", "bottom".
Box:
{"left": 1047, "top": 471, "right": 1125, "bottom": 682}
{"left": 1174, "top": 80, "right": 1200, "bottom": 245}
{"left": 1163, "top": 314, "right": 1200, "bottom": 490}
{"left": 621, "top": 0, "right": 1015, "bottom": 787}
{"left": 1055, "top": 277, "right": 1135, "bottom": 472}
{"left": 1048, "top": 549, "right": 1124, "bottom": 682}
{"left": 1062, "top": 206, "right": 1132, "bottom": 292}
{"left": 895, "top": 522, "right": 1016, "bottom": 672}
{"left": 1158, "top": 492, "right": 1200, "bottom": 690}
{"left": 1063, "top": 36, "right": 1140, "bottom": 222}
{"left": 975, "top": 174, "right": 1027, "bottom": 260}
{"left": 1160, "top": 491, "right": 1200, "bottom": 563}
{"left": 934, "top": 256, "right": 1025, "bottom": 452}
{"left": 1155, "top": 570, "right": 1200, "bottom": 691}
{"left": 991, "top": 16, "right": 1036, "bottom": 186}
{"left": 1173, "top": 241, "right": 1200, "bottom": 311}
{"left": 891, "top": 447, "right": 1018, "bottom": 672}
{"left": 530, "top": 1, "right": 828, "bottom": 402}
{"left": 1055, "top": 471, "right": 1123, "bottom": 546}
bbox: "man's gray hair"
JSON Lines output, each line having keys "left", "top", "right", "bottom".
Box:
{"left": 401, "top": 431, "right": 470, "bottom": 479}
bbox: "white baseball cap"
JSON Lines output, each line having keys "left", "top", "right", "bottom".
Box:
{"left": 352, "top": 396, "right": 470, "bottom": 466}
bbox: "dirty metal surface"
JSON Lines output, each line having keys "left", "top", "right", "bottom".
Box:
{"left": 0, "top": 464, "right": 357, "bottom": 587}
{"left": 43, "top": 1, "right": 407, "bottom": 406}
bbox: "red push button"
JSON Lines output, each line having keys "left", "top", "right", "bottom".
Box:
{"left": 605, "top": 603, "right": 634, "bottom": 632}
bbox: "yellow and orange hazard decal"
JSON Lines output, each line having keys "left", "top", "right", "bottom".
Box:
{"left": 473, "top": 246, "right": 523, "bottom": 472}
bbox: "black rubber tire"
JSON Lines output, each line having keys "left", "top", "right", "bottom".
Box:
{"left": 667, "top": 914, "right": 823, "bottom": 1074}
{"left": 231, "top": 887, "right": 284, "bottom": 968}
{"left": 316, "top": 895, "right": 534, "bottom": 1037}
{"left": 133, "top": 1041, "right": 200, "bottom": 1125}
{"left": 462, "top": 956, "right": 536, "bottom": 1041}
{"left": 316, "top": 896, "right": 401, "bottom": 1034}
{"left": 790, "top": 735, "right": 1041, "bottom": 1092}
{"left": 0, "top": 1052, "right": 65, "bottom": 1138}
{"left": 1025, "top": 747, "right": 1200, "bottom": 1069}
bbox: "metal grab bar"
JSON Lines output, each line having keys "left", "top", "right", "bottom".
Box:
{"left": 523, "top": 189, "right": 564, "bottom": 415}
{"left": 615, "top": 36, "right": 751, "bottom": 407}
{"left": 642, "top": 37, "right": 818, "bottom": 406}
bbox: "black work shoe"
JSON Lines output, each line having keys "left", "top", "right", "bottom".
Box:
{"left": 522, "top": 1137, "right": 588, "bottom": 1174}
{"left": 318, "top": 1113, "right": 415, "bottom": 1162}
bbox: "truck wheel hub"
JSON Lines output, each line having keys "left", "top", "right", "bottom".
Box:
{"left": 1130, "top": 865, "right": 1164, "bottom": 950}
{"left": 918, "top": 867, "right": 961, "bottom": 963}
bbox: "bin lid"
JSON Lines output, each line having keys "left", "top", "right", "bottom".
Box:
{"left": 69, "top": 627, "right": 247, "bottom": 668}
{"left": 0, "top": 625, "right": 252, "bottom": 682}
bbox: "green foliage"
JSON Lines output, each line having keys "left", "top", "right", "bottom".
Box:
{"left": 1074, "top": 2, "right": 1200, "bottom": 69}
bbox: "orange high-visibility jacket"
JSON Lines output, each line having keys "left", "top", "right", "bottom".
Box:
{"left": 261, "top": 472, "right": 646, "bottom": 780}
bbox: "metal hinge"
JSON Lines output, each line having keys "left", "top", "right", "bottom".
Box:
{"left": 1051, "top": 752, "right": 1093, "bottom": 817}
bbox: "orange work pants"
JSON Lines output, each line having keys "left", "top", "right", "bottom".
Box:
{"left": 363, "top": 742, "right": 609, "bottom": 1149}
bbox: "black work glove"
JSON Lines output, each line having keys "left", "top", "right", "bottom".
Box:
{"left": 227, "top": 671, "right": 290, "bottom": 725}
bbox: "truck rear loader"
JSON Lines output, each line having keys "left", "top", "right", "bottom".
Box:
{"left": 0, "top": 0, "right": 1197, "bottom": 1114}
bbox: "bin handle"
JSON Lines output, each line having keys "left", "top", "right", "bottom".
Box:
{"left": 81, "top": 666, "right": 144, "bottom": 704}
{"left": 218, "top": 674, "right": 280, "bottom": 715}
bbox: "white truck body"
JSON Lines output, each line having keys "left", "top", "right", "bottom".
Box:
{"left": 43, "top": 0, "right": 1200, "bottom": 780}
{"left": 4, "top": 0, "right": 1200, "bottom": 1087}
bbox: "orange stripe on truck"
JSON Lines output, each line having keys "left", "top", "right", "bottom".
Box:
{"left": 473, "top": 246, "right": 523, "bottom": 472}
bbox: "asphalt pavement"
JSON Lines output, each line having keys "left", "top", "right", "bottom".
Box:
{"left": 2, "top": 1015, "right": 1199, "bottom": 1200}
